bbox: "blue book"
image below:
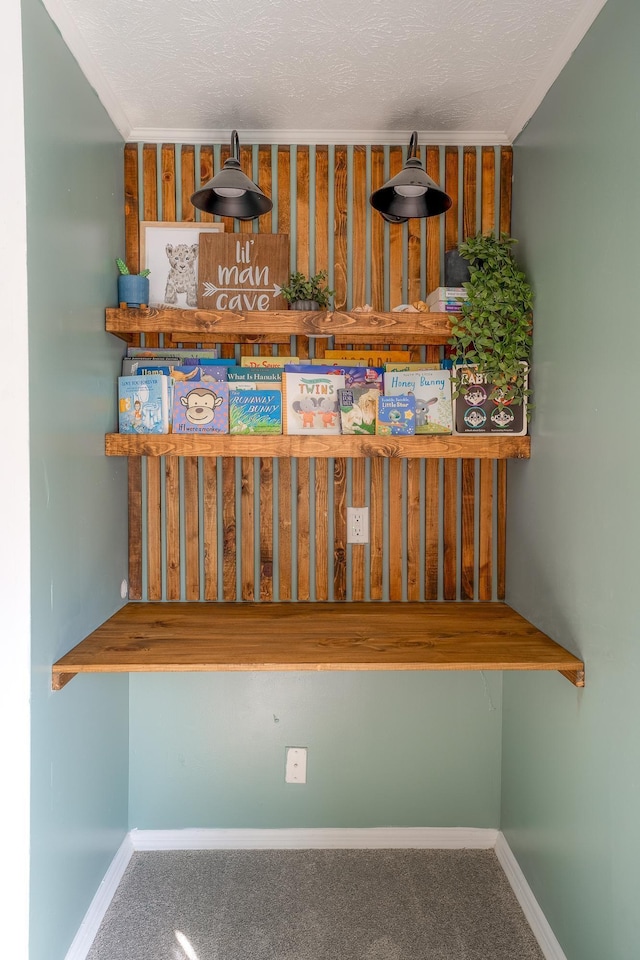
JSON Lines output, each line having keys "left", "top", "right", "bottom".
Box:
{"left": 230, "top": 390, "right": 282, "bottom": 434}
{"left": 133, "top": 363, "right": 229, "bottom": 383}
{"left": 284, "top": 364, "right": 383, "bottom": 389}
{"left": 376, "top": 395, "right": 416, "bottom": 435}
{"left": 118, "top": 375, "right": 171, "bottom": 434}
{"left": 172, "top": 381, "right": 229, "bottom": 434}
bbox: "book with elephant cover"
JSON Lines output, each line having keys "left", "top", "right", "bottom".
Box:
{"left": 282, "top": 372, "right": 345, "bottom": 435}
{"left": 383, "top": 369, "right": 452, "bottom": 435}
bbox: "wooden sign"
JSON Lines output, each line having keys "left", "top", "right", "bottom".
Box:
{"left": 197, "top": 234, "right": 289, "bottom": 311}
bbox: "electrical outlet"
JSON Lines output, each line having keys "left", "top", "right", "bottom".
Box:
{"left": 285, "top": 747, "right": 307, "bottom": 784}
{"left": 347, "top": 507, "right": 369, "bottom": 544}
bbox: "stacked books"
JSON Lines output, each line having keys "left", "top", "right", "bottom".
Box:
{"left": 425, "top": 286, "right": 467, "bottom": 314}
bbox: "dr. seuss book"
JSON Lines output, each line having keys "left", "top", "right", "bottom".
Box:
{"left": 118, "top": 375, "right": 171, "bottom": 434}
{"left": 385, "top": 362, "right": 441, "bottom": 372}
{"left": 323, "top": 349, "right": 411, "bottom": 367}
{"left": 241, "top": 356, "right": 299, "bottom": 368}
{"left": 338, "top": 387, "right": 380, "bottom": 435}
{"left": 229, "top": 390, "right": 282, "bottom": 434}
{"left": 376, "top": 395, "right": 416, "bottom": 435}
{"left": 452, "top": 365, "right": 528, "bottom": 436}
{"left": 282, "top": 372, "right": 345, "bottom": 435}
{"left": 172, "top": 382, "right": 229, "bottom": 434}
{"left": 383, "top": 369, "right": 452, "bottom": 435}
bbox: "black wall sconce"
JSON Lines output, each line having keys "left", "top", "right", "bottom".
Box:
{"left": 369, "top": 132, "right": 452, "bottom": 223}
{"left": 190, "top": 130, "right": 273, "bottom": 221}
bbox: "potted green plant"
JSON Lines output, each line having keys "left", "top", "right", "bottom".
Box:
{"left": 280, "top": 270, "right": 335, "bottom": 311}
{"left": 449, "top": 232, "right": 533, "bottom": 409}
{"left": 116, "top": 258, "right": 150, "bottom": 308}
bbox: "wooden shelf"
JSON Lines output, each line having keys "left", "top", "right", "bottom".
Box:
{"left": 52, "top": 602, "right": 584, "bottom": 690}
{"left": 106, "top": 308, "right": 453, "bottom": 344}
{"left": 105, "top": 433, "right": 530, "bottom": 459}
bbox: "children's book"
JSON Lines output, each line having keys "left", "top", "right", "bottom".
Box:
{"left": 127, "top": 362, "right": 230, "bottom": 383}
{"left": 338, "top": 387, "right": 380, "bottom": 435}
{"left": 118, "top": 375, "right": 171, "bottom": 434}
{"left": 323, "top": 349, "right": 411, "bottom": 367}
{"left": 126, "top": 347, "right": 219, "bottom": 360}
{"left": 452, "top": 365, "right": 528, "bottom": 436}
{"left": 172, "top": 382, "right": 229, "bottom": 434}
{"left": 425, "top": 286, "right": 466, "bottom": 305}
{"left": 229, "top": 390, "right": 282, "bottom": 434}
{"left": 383, "top": 370, "right": 452, "bottom": 435}
{"left": 284, "top": 364, "right": 383, "bottom": 389}
{"left": 385, "top": 363, "right": 441, "bottom": 372}
{"left": 376, "top": 395, "right": 416, "bottom": 435}
{"left": 228, "top": 368, "right": 284, "bottom": 388}
{"left": 241, "top": 356, "right": 299, "bottom": 368}
{"left": 282, "top": 372, "right": 345, "bottom": 435}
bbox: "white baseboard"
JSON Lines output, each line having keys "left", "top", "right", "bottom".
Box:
{"left": 130, "top": 826, "right": 498, "bottom": 850}
{"left": 64, "top": 834, "right": 134, "bottom": 960}
{"left": 66, "top": 827, "right": 566, "bottom": 960}
{"left": 495, "top": 833, "right": 568, "bottom": 960}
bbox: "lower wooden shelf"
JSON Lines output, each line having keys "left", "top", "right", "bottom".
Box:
{"left": 52, "top": 602, "right": 584, "bottom": 690}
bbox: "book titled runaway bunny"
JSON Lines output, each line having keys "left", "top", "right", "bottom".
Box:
{"left": 383, "top": 370, "right": 452, "bottom": 434}
{"left": 282, "top": 372, "right": 345, "bottom": 435}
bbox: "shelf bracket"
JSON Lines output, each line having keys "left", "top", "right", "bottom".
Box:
{"left": 559, "top": 667, "right": 585, "bottom": 688}
{"left": 52, "top": 670, "right": 78, "bottom": 691}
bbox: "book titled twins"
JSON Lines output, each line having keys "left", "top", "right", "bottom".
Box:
{"left": 383, "top": 370, "right": 452, "bottom": 434}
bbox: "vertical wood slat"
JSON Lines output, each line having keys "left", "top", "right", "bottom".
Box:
{"left": 351, "top": 459, "right": 366, "bottom": 601}
{"left": 478, "top": 460, "right": 493, "bottom": 600}
{"left": 278, "top": 459, "right": 292, "bottom": 600}
{"left": 258, "top": 146, "right": 273, "bottom": 235}
{"left": 315, "top": 459, "right": 329, "bottom": 600}
{"left": 183, "top": 457, "right": 200, "bottom": 601}
{"left": 203, "top": 458, "right": 217, "bottom": 600}
{"left": 388, "top": 459, "right": 403, "bottom": 601}
{"left": 240, "top": 146, "right": 254, "bottom": 235}
{"left": 388, "top": 146, "right": 404, "bottom": 310}
{"left": 334, "top": 147, "right": 348, "bottom": 310}
{"left": 161, "top": 144, "right": 176, "bottom": 221}
{"left": 482, "top": 147, "right": 496, "bottom": 234}
{"left": 181, "top": 145, "right": 195, "bottom": 221}
{"left": 315, "top": 147, "right": 329, "bottom": 278}
{"left": 259, "top": 459, "right": 273, "bottom": 600}
{"left": 424, "top": 459, "right": 439, "bottom": 601}
{"left": 406, "top": 459, "right": 421, "bottom": 601}
{"left": 352, "top": 146, "right": 367, "bottom": 309}
{"left": 425, "top": 146, "right": 442, "bottom": 364}
{"left": 240, "top": 458, "right": 254, "bottom": 600}
{"left": 297, "top": 459, "right": 311, "bottom": 600}
{"left": 369, "top": 458, "right": 384, "bottom": 600}
{"left": 443, "top": 460, "right": 457, "bottom": 601}
{"left": 500, "top": 147, "right": 513, "bottom": 235}
{"left": 460, "top": 459, "right": 475, "bottom": 600}
{"left": 222, "top": 457, "right": 236, "bottom": 601}
{"left": 142, "top": 145, "right": 159, "bottom": 346}
{"left": 127, "top": 457, "right": 142, "bottom": 600}
{"left": 497, "top": 461, "right": 507, "bottom": 600}
{"left": 370, "top": 148, "right": 385, "bottom": 312}
{"left": 146, "top": 457, "right": 162, "bottom": 600}
{"left": 333, "top": 458, "right": 347, "bottom": 600}
{"left": 165, "top": 457, "right": 181, "bottom": 600}
{"left": 445, "top": 146, "right": 459, "bottom": 254}
{"left": 124, "top": 145, "right": 140, "bottom": 276}
{"left": 199, "top": 146, "right": 214, "bottom": 223}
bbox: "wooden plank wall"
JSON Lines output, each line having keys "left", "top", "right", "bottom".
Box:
{"left": 123, "top": 142, "right": 512, "bottom": 603}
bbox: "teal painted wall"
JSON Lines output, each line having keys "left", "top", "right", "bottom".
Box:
{"left": 129, "top": 672, "right": 502, "bottom": 828}
{"left": 22, "top": 0, "right": 129, "bottom": 957}
{"left": 503, "top": 1, "right": 640, "bottom": 958}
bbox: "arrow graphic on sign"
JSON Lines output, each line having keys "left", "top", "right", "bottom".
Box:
{"left": 202, "top": 282, "right": 282, "bottom": 298}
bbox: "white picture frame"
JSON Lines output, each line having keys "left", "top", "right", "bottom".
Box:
{"left": 140, "top": 221, "right": 225, "bottom": 309}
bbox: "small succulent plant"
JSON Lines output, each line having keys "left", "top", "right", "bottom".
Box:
{"left": 116, "top": 258, "right": 150, "bottom": 278}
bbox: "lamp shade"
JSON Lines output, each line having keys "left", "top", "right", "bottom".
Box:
{"left": 190, "top": 130, "right": 273, "bottom": 221}
{"left": 370, "top": 132, "right": 452, "bottom": 221}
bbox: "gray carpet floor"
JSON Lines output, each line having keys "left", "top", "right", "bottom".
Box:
{"left": 86, "top": 849, "right": 545, "bottom": 960}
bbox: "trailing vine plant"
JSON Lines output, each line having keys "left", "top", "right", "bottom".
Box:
{"left": 449, "top": 233, "right": 533, "bottom": 410}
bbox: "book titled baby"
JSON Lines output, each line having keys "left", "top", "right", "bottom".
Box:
{"left": 375, "top": 395, "right": 416, "bottom": 435}
{"left": 118, "top": 374, "right": 171, "bottom": 434}
{"left": 172, "top": 381, "right": 229, "bottom": 434}
{"left": 282, "top": 372, "right": 345, "bottom": 435}
{"left": 452, "top": 365, "right": 528, "bottom": 436}
{"left": 338, "top": 387, "right": 380, "bottom": 435}
{"left": 383, "top": 369, "right": 452, "bottom": 435}
{"left": 230, "top": 390, "right": 282, "bottom": 434}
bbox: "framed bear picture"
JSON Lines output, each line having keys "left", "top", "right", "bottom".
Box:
{"left": 139, "top": 221, "right": 225, "bottom": 309}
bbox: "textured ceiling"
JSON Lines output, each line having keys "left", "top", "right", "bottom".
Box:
{"left": 47, "top": 0, "right": 607, "bottom": 142}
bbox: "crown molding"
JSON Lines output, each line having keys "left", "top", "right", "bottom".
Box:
{"left": 40, "top": 0, "right": 132, "bottom": 140}
{"left": 506, "top": 0, "right": 609, "bottom": 143}
{"left": 126, "top": 128, "right": 511, "bottom": 147}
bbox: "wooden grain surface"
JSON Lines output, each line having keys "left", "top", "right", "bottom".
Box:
{"left": 107, "top": 434, "right": 530, "bottom": 460}
{"left": 52, "top": 601, "right": 585, "bottom": 689}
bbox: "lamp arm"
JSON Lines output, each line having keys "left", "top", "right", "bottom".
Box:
{"left": 408, "top": 131, "right": 419, "bottom": 160}
{"left": 230, "top": 129, "right": 240, "bottom": 162}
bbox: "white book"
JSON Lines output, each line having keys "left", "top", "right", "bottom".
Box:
{"left": 282, "top": 372, "right": 345, "bottom": 435}
{"left": 383, "top": 369, "right": 452, "bottom": 434}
